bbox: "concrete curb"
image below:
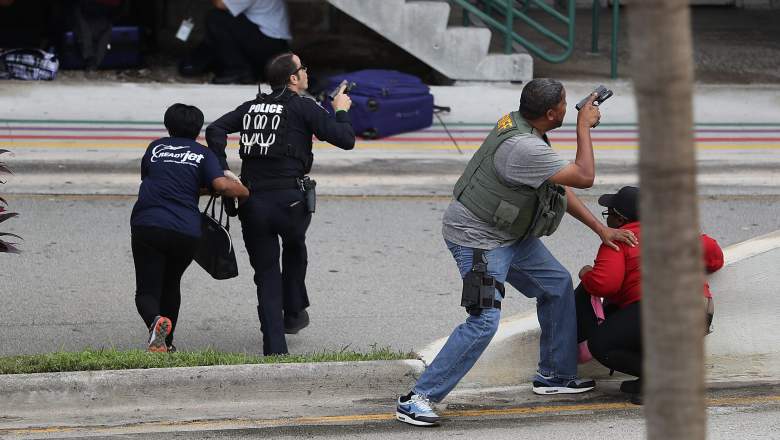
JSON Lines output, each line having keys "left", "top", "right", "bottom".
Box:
{"left": 0, "top": 359, "right": 424, "bottom": 429}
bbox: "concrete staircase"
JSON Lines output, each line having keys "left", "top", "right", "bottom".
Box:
{"left": 327, "top": 0, "right": 533, "bottom": 82}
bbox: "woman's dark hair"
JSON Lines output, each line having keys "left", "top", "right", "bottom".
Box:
{"left": 265, "top": 52, "right": 298, "bottom": 89}
{"left": 519, "top": 78, "right": 564, "bottom": 120}
{"left": 164, "top": 103, "right": 204, "bottom": 139}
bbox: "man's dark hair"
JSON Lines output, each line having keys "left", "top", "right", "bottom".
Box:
{"left": 519, "top": 78, "right": 564, "bottom": 120}
{"left": 266, "top": 52, "right": 298, "bottom": 89}
{"left": 164, "top": 103, "right": 204, "bottom": 140}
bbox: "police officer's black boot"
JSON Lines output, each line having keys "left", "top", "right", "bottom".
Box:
{"left": 284, "top": 309, "right": 309, "bottom": 334}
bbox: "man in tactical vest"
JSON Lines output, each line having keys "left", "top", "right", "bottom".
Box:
{"left": 205, "top": 52, "right": 354, "bottom": 355}
{"left": 395, "top": 79, "right": 638, "bottom": 427}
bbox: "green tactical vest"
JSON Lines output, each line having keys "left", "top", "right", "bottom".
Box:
{"left": 453, "top": 111, "right": 568, "bottom": 240}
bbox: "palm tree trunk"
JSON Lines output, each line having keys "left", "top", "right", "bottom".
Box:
{"left": 627, "top": 1, "right": 705, "bottom": 439}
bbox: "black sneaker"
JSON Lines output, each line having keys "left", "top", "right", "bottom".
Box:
{"left": 166, "top": 344, "right": 177, "bottom": 354}
{"left": 532, "top": 373, "right": 596, "bottom": 395}
{"left": 620, "top": 378, "right": 642, "bottom": 394}
{"left": 629, "top": 393, "right": 643, "bottom": 405}
{"left": 284, "top": 309, "right": 310, "bottom": 334}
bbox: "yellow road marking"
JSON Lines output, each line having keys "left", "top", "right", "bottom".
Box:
{"left": 5, "top": 394, "right": 780, "bottom": 436}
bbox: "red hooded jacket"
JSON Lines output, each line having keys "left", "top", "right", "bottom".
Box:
{"left": 580, "top": 222, "right": 724, "bottom": 309}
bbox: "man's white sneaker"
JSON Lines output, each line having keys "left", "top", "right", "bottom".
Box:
{"left": 396, "top": 393, "right": 440, "bottom": 426}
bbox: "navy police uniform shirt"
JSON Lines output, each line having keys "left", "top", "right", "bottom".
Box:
{"left": 205, "top": 88, "right": 355, "bottom": 179}
{"left": 131, "top": 137, "right": 224, "bottom": 237}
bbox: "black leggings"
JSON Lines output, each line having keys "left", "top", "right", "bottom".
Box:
{"left": 588, "top": 302, "right": 642, "bottom": 378}
{"left": 575, "top": 284, "right": 642, "bottom": 378}
{"left": 131, "top": 225, "right": 199, "bottom": 346}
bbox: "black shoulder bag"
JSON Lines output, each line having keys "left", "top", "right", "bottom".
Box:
{"left": 194, "top": 195, "right": 238, "bottom": 280}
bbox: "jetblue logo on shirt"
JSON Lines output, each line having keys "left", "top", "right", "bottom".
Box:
{"left": 151, "top": 144, "right": 205, "bottom": 167}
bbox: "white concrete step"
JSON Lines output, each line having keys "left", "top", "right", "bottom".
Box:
{"left": 328, "top": 0, "right": 533, "bottom": 82}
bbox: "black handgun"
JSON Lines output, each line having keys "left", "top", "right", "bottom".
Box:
{"left": 576, "top": 85, "right": 613, "bottom": 128}
{"left": 576, "top": 85, "right": 613, "bottom": 111}
{"left": 328, "top": 79, "right": 356, "bottom": 99}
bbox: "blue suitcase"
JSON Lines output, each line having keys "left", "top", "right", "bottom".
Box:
{"left": 325, "top": 70, "right": 434, "bottom": 139}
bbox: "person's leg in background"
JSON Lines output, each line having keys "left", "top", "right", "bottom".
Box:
{"left": 235, "top": 14, "right": 289, "bottom": 82}
{"left": 72, "top": 0, "right": 117, "bottom": 70}
{"left": 239, "top": 192, "right": 287, "bottom": 355}
{"left": 204, "top": 9, "right": 261, "bottom": 84}
{"left": 72, "top": 5, "right": 97, "bottom": 68}
{"left": 89, "top": 15, "right": 112, "bottom": 69}
{"left": 159, "top": 232, "right": 199, "bottom": 349}
{"left": 506, "top": 237, "right": 593, "bottom": 394}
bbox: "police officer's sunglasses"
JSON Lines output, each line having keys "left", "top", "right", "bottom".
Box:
{"left": 292, "top": 65, "right": 307, "bottom": 75}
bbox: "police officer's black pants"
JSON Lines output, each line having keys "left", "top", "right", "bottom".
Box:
{"left": 131, "top": 225, "right": 199, "bottom": 347}
{"left": 239, "top": 189, "right": 311, "bottom": 355}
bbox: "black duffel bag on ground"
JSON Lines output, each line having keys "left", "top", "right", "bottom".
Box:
{"left": 194, "top": 195, "right": 238, "bottom": 280}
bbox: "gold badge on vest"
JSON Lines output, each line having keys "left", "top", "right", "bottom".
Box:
{"left": 496, "top": 114, "right": 514, "bottom": 133}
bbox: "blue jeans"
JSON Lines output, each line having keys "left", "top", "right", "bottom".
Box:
{"left": 413, "top": 237, "right": 577, "bottom": 402}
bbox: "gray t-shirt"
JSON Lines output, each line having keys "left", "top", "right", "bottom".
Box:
{"left": 442, "top": 130, "right": 568, "bottom": 249}
{"left": 224, "top": 0, "right": 292, "bottom": 40}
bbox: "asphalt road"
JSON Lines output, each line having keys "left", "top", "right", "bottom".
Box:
{"left": 84, "top": 409, "right": 780, "bottom": 440}
{"left": 35, "top": 391, "right": 780, "bottom": 439}
{"left": 1, "top": 194, "right": 778, "bottom": 357}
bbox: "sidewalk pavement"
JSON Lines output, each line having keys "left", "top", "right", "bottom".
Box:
{"left": 2, "top": 81, "right": 780, "bottom": 196}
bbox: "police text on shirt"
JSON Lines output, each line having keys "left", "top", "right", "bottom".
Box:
{"left": 241, "top": 102, "right": 284, "bottom": 156}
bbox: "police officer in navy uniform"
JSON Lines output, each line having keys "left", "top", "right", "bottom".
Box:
{"left": 206, "top": 52, "right": 355, "bottom": 355}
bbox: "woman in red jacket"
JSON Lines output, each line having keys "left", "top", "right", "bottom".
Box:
{"left": 576, "top": 186, "right": 723, "bottom": 400}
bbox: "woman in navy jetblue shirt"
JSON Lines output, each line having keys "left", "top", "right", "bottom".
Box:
{"left": 131, "top": 104, "right": 248, "bottom": 353}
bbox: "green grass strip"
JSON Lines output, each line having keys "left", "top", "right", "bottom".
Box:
{"left": 0, "top": 346, "right": 415, "bottom": 375}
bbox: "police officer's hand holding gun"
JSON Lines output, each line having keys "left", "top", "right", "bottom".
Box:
{"left": 332, "top": 81, "right": 353, "bottom": 113}
{"left": 568, "top": 85, "right": 634, "bottom": 250}
{"left": 205, "top": 52, "right": 355, "bottom": 356}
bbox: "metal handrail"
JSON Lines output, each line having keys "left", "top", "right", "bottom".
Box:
{"left": 590, "top": 0, "right": 620, "bottom": 79}
{"left": 453, "top": 0, "right": 576, "bottom": 64}
{"left": 454, "top": 0, "right": 620, "bottom": 78}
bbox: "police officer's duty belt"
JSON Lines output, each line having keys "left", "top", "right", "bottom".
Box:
{"left": 242, "top": 177, "right": 301, "bottom": 191}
